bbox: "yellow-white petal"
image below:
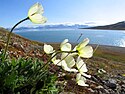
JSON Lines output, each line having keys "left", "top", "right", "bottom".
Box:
{"left": 76, "top": 73, "right": 88, "bottom": 86}
{"left": 77, "top": 80, "right": 89, "bottom": 86}
{"left": 80, "top": 72, "right": 91, "bottom": 78}
{"left": 60, "top": 39, "right": 72, "bottom": 51}
{"left": 44, "top": 44, "right": 54, "bottom": 54}
{"left": 78, "top": 46, "right": 93, "bottom": 58}
{"left": 61, "top": 53, "right": 75, "bottom": 68}
{"left": 53, "top": 59, "right": 62, "bottom": 66}
{"left": 65, "top": 55, "right": 75, "bottom": 68}
{"left": 61, "top": 53, "right": 68, "bottom": 59}
{"left": 76, "top": 73, "right": 81, "bottom": 81}
{"left": 76, "top": 57, "right": 88, "bottom": 73}
{"left": 77, "top": 38, "right": 89, "bottom": 50}
{"left": 28, "top": 3, "right": 44, "bottom": 16}
{"left": 61, "top": 43, "right": 71, "bottom": 51}
{"left": 61, "top": 60, "right": 78, "bottom": 72}
{"left": 61, "top": 39, "right": 68, "bottom": 45}
{"left": 29, "top": 14, "right": 47, "bottom": 24}
{"left": 51, "top": 53, "right": 61, "bottom": 66}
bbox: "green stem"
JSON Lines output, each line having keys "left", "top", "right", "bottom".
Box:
{"left": 4, "top": 17, "right": 29, "bottom": 59}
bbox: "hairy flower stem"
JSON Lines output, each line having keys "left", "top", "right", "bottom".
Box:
{"left": 76, "top": 33, "right": 83, "bottom": 43}
{"left": 3, "top": 17, "right": 29, "bottom": 59}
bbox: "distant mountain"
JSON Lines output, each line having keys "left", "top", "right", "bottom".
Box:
{"left": 85, "top": 21, "right": 125, "bottom": 30}
{"left": 14, "top": 24, "right": 89, "bottom": 30}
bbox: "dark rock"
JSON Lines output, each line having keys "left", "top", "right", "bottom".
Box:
{"left": 103, "top": 79, "right": 117, "bottom": 90}
{"left": 105, "top": 82, "right": 117, "bottom": 89}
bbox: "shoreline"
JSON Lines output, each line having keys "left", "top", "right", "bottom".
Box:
{"left": 91, "top": 44, "right": 125, "bottom": 54}
{"left": 49, "top": 42, "right": 125, "bottom": 54}
{"left": 80, "top": 28, "right": 125, "bottom": 31}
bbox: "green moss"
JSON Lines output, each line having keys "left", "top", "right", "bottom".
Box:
{"left": 94, "top": 50, "right": 125, "bottom": 63}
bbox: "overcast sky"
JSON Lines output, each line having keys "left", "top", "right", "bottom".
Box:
{"left": 1, "top": 0, "right": 125, "bottom": 28}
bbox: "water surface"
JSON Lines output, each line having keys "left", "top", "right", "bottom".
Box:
{"left": 14, "top": 29, "right": 125, "bottom": 47}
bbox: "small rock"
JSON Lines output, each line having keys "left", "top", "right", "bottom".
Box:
{"left": 108, "top": 79, "right": 117, "bottom": 84}
{"left": 121, "top": 84, "right": 125, "bottom": 88}
{"left": 96, "top": 85, "right": 104, "bottom": 89}
{"left": 122, "top": 80, "right": 125, "bottom": 84}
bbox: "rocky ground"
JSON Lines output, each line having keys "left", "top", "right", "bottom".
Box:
{"left": 0, "top": 27, "right": 125, "bottom": 94}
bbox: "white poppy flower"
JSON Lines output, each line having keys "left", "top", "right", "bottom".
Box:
{"left": 28, "top": 3, "right": 47, "bottom": 24}
{"left": 61, "top": 53, "right": 75, "bottom": 68}
{"left": 60, "top": 39, "right": 72, "bottom": 51}
{"left": 44, "top": 44, "right": 54, "bottom": 54}
{"left": 76, "top": 73, "right": 89, "bottom": 86}
{"left": 51, "top": 53, "right": 77, "bottom": 72}
{"left": 76, "top": 57, "right": 91, "bottom": 78}
{"left": 60, "top": 53, "right": 78, "bottom": 72}
{"left": 76, "top": 38, "right": 93, "bottom": 58}
{"left": 76, "top": 57, "right": 88, "bottom": 72}
{"left": 61, "top": 60, "right": 78, "bottom": 72}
